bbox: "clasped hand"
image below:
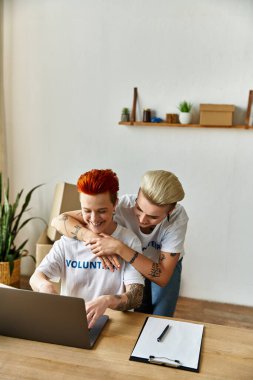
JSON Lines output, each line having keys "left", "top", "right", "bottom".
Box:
{"left": 85, "top": 233, "right": 121, "bottom": 272}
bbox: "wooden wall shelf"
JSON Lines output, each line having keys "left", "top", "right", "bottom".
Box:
{"left": 119, "top": 122, "right": 252, "bottom": 129}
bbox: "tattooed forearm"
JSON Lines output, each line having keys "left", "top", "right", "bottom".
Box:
{"left": 125, "top": 284, "right": 144, "bottom": 309}
{"left": 115, "top": 284, "right": 144, "bottom": 311}
{"left": 71, "top": 225, "right": 82, "bottom": 240}
{"left": 58, "top": 215, "right": 83, "bottom": 240}
{"left": 149, "top": 263, "right": 161, "bottom": 278}
{"left": 59, "top": 215, "right": 68, "bottom": 221}
{"left": 58, "top": 214, "right": 70, "bottom": 236}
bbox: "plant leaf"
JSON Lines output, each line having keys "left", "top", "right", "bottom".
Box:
{"left": 0, "top": 174, "right": 44, "bottom": 262}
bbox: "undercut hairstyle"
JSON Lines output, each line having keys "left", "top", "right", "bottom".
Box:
{"left": 140, "top": 170, "right": 185, "bottom": 206}
{"left": 77, "top": 169, "right": 119, "bottom": 205}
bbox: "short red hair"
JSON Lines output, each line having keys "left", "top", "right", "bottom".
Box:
{"left": 77, "top": 169, "right": 119, "bottom": 204}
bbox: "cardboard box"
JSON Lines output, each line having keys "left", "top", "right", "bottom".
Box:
{"left": 47, "top": 182, "right": 80, "bottom": 242}
{"left": 200, "top": 104, "right": 235, "bottom": 126}
{"left": 36, "top": 228, "right": 60, "bottom": 291}
{"left": 36, "top": 228, "right": 53, "bottom": 267}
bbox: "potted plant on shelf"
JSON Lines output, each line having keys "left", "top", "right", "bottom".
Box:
{"left": 0, "top": 173, "right": 43, "bottom": 286}
{"left": 177, "top": 101, "right": 193, "bottom": 124}
{"left": 121, "top": 107, "right": 130, "bottom": 122}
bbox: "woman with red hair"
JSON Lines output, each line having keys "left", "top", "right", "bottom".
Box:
{"left": 30, "top": 169, "right": 144, "bottom": 328}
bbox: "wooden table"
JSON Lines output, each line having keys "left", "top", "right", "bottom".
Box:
{"left": 0, "top": 310, "right": 253, "bottom": 380}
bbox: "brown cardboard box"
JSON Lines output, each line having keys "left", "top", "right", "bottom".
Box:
{"left": 200, "top": 104, "right": 235, "bottom": 126}
{"left": 35, "top": 228, "right": 60, "bottom": 291}
{"left": 36, "top": 228, "right": 53, "bottom": 267}
{"left": 47, "top": 182, "right": 80, "bottom": 242}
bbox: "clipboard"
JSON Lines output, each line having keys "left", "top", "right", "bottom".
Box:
{"left": 129, "top": 316, "right": 204, "bottom": 372}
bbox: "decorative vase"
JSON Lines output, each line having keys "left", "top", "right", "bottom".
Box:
{"left": 179, "top": 112, "right": 192, "bottom": 124}
{"left": 0, "top": 259, "right": 21, "bottom": 286}
{"left": 143, "top": 109, "right": 151, "bottom": 122}
{"left": 121, "top": 113, "right": 130, "bottom": 122}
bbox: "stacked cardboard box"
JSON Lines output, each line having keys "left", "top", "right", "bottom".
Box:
{"left": 36, "top": 183, "right": 80, "bottom": 267}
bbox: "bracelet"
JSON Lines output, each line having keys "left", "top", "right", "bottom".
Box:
{"left": 129, "top": 251, "right": 139, "bottom": 264}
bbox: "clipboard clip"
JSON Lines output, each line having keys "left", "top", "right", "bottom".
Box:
{"left": 149, "top": 355, "right": 181, "bottom": 368}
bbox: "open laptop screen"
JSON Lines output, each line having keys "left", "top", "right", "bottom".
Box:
{"left": 0, "top": 287, "right": 108, "bottom": 349}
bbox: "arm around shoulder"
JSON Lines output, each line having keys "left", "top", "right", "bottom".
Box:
{"left": 51, "top": 210, "right": 97, "bottom": 241}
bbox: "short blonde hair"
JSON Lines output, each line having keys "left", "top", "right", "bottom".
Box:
{"left": 140, "top": 170, "right": 185, "bottom": 206}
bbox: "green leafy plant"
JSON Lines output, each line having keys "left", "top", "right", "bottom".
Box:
{"left": 0, "top": 173, "right": 43, "bottom": 273}
{"left": 121, "top": 107, "right": 130, "bottom": 115}
{"left": 177, "top": 101, "right": 192, "bottom": 113}
{"left": 121, "top": 107, "right": 130, "bottom": 122}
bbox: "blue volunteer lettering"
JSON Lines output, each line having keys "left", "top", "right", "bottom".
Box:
{"left": 142, "top": 240, "right": 161, "bottom": 251}
{"left": 66, "top": 259, "right": 103, "bottom": 269}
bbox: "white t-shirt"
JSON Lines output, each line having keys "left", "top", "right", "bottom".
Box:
{"left": 36, "top": 224, "right": 144, "bottom": 302}
{"left": 114, "top": 194, "right": 189, "bottom": 262}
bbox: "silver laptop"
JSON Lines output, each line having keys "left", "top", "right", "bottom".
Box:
{"left": 0, "top": 287, "right": 109, "bottom": 349}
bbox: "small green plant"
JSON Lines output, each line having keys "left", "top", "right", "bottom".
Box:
{"left": 0, "top": 173, "right": 43, "bottom": 273}
{"left": 122, "top": 107, "right": 130, "bottom": 115}
{"left": 121, "top": 107, "right": 130, "bottom": 121}
{"left": 178, "top": 101, "right": 192, "bottom": 113}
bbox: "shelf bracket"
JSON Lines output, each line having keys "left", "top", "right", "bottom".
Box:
{"left": 130, "top": 87, "right": 138, "bottom": 124}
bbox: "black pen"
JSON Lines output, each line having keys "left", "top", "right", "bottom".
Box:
{"left": 157, "top": 324, "right": 170, "bottom": 342}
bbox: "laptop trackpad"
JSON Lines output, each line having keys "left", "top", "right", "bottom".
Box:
{"left": 89, "top": 315, "right": 109, "bottom": 347}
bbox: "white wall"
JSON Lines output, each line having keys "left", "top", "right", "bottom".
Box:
{"left": 3, "top": 0, "right": 253, "bottom": 306}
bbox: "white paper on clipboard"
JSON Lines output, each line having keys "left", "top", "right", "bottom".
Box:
{"left": 131, "top": 317, "right": 204, "bottom": 371}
